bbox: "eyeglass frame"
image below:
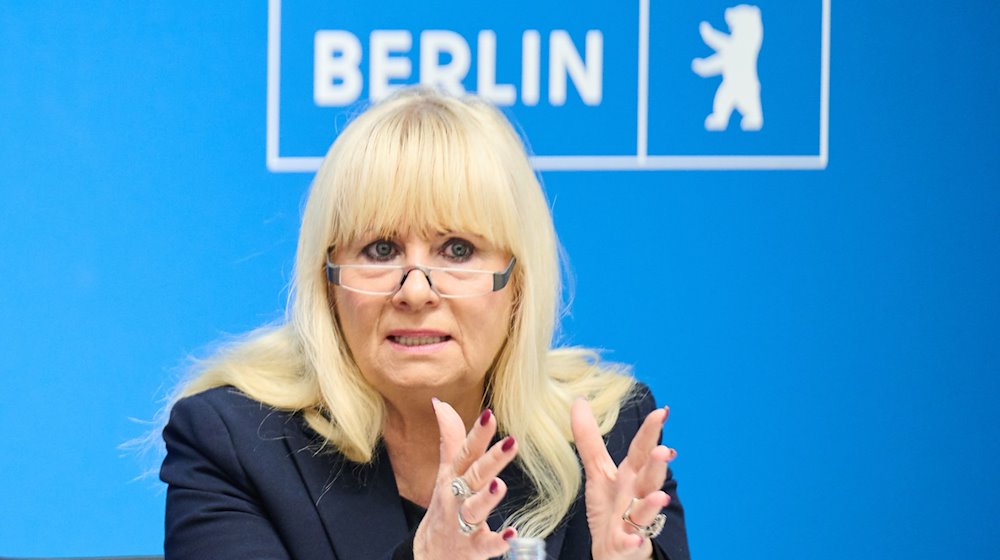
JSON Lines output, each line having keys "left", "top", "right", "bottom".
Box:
{"left": 325, "top": 247, "right": 517, "bottom": 299}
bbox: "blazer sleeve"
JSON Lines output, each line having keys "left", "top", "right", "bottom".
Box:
{"left": 160, "top": 393, "right": 292, "bottom": 560}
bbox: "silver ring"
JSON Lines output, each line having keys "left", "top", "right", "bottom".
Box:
{"left": 457, "top": 504, "right": 482, "bottom": 535}
{"left": 622, "top": 498, "right": 667, "bottom": 539}
{"left": 450, "top": 476, "right": 473, "bottom": 499}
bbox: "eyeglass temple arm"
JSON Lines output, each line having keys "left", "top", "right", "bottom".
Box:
{"left": 326, "top": 262, "right": 341, "bottom": 285}
{"left": 492, "top": 257, "right": 517, "bottom": 291}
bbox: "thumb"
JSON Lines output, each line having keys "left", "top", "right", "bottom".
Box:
{"left": 571, "top": 397, "right": 616, "bottom": 479}
{"left": 431, "top": 398, "right": 468, "bottom": 468}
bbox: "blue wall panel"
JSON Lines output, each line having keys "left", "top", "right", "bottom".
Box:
{"left": 1, "top": 1, "right": 997, "bottom": 557}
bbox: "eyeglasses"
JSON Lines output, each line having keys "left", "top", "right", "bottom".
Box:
{"left": 325, "top": 252, "right": 516, "bottom": 299}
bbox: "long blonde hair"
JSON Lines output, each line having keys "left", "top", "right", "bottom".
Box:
{"left": 170, "top": 87, "right": 637, "bottom": 537}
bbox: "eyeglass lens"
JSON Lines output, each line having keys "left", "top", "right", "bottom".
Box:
{"left": 338, "top": 266, "right": 494, "bottom": 296}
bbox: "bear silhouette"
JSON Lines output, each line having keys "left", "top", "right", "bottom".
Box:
{"left": 691, "top": 4, "right": 764, "bottom": 131}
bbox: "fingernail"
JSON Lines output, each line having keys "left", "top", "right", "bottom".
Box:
{"left": 502, "top": 435, "right": 516, "bottom": 452}
{"left": 662, "top": 406, "right": 670, "bottom": 423}
{"left": 502, "top": 528, "right": 515, "bottom": 540}
{"left": 431, "top": 397, "right": 440, "bottom": 404}
{"left": 479, "top": 409, "right": 492, "bottom": 427}
{"left": 670, "top": 448, "right": 678, "bottom": 459}
{"left": 489, "top": 479, "right": 498, "bottom": 494}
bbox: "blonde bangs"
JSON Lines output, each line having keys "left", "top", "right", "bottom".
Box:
{"left": 325, "top": 95, "right": 523, "bottom": 255}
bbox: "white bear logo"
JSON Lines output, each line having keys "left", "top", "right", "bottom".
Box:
{"left": 691, "top": 4, "right": 764, "bottom": 131}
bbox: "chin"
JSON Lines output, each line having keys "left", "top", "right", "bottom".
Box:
{"left": 382, "top": 367, "right": 480, "bottom": 394}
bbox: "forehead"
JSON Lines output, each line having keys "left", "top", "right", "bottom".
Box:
{"left": 331, "top": 204, "right": 508, "bottom": 252}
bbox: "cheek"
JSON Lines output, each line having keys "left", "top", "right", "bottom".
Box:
{"left": 466, "top": 295, "right": 514, "bottom": 355}
{"left": 333, "top": 292, "right": 378, "bottom": 352}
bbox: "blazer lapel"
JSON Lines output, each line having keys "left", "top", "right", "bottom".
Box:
{"left": 545, "top": 518, "right": 569, "bottom": 558}
{"left": 284, "top": 419, "right": 410, "bottom": 559}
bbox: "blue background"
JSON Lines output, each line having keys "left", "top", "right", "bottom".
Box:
{"left": 1, "top": 1, "right": 998, "bottom": 558}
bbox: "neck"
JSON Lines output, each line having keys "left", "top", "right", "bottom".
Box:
{"left": 382, "top": 386, "right": 485, "bottom": 444}
{"left": 380, "top": 384, "right": 486, "bottom": 506}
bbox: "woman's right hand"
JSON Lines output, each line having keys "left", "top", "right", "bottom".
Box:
{"left": 412, "top": 398, "right": 520, "bottom": 560}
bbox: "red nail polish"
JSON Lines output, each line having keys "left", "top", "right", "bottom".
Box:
{"left": 479, "top": 409, "right": 492, "bottom": 426}
{"left": 489, "top": 480, "right": 498, "bottom": 494}
{"left": 502, "top": 435, "right": 515, "bottom": 452}
{"left": 502, "top": 528, "right": 515, "bottom": 540}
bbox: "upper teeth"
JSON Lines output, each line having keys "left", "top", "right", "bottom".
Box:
{"left": 395, "top": 335, "right": 447, "bottom": 346}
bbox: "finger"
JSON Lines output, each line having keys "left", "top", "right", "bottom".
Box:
{"left": 462, "top": 434, "right": 518, "bottom": 492}
{"left": 621, "top": 406, "right": 669, "bottom": 474}
{"left": 571, "top": 397, "right": 617, "bottom": 479}
{"left": 470, "top": 527, "right": 517, "bottom": 558}
{"left": 622, "top": 491, "right": 670, "bottom": 531}
{"left": 452, "top": 408, "right": 498, "bottom": 478}
{"left": 633, "top": 445, "right": 672, "bottom": 497}
{"left": 459, "top": 478, "right": 508, "bottom": 530}
{"left": 612, "top": 530, "right": 647, "bottom": 552}
{"left": 432, "top": 398, "right": 469, "bottom": 468}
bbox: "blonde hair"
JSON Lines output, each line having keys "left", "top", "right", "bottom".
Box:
{"left": 169, "top": 87, "right": 637, "bottom": 538}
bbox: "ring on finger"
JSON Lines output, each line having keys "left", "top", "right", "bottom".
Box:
{"left": 450, "top": 476, "right": 473, "bottom": 499}
{"left": 457, "top": 503, "right": 484, "bottom": 535}
{"left": 622, "top": 497, "right": 667, "bottom": 539}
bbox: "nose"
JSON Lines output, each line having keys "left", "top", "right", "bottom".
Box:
{"left": 391, "top": 266, "right": 440, "bottom": 310}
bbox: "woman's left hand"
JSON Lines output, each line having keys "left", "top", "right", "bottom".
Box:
{"left": 571, "top": 398, "right": 677, "bottom": 560}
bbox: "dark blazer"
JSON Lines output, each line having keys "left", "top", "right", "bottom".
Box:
{"left": 161, "top": 386, "right": 689, "bottom": 559}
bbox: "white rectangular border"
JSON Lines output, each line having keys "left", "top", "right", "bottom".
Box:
{"left": 266, "top": 0, "right": 830, "bottom": 172}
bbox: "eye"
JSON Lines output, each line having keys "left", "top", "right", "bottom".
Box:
{"left": 361, "top": 239, "right": 398, "bottom": 262}
{"left": 441, "top": 238, "right": 475, "bottom": 263}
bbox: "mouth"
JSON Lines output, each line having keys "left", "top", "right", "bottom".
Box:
{"left": 388, "top": 334, "right": 452, "bottom": 347}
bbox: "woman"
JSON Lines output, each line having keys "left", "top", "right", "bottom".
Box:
{"left": 160, "top": 87, "right": 688, "bottom": 559}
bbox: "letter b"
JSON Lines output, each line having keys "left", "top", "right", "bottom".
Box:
{"left": 314, "top": 30, "right": 362, "bottom": 106}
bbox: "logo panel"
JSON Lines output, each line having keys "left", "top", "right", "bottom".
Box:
{"left": 267, "top": 0, "right": 830, "bottom": 172}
